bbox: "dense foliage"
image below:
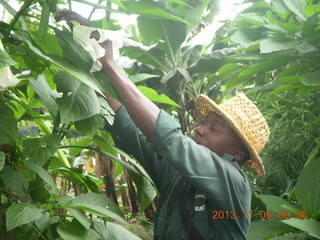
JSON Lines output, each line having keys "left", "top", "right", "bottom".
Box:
{"left": 0, "top": 0, "right": 319, "bottom": 239}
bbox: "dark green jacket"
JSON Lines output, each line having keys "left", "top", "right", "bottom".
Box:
{"left": 105, "top": 107, "right": 251, "bottom": 240}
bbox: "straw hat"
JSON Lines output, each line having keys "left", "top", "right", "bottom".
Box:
{"left": 195, "top": 94, "right": 270, "bottom": 176}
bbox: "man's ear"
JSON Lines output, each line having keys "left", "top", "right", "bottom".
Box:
{"left": 230, "top": 148, "right": 244, "bottom": 162}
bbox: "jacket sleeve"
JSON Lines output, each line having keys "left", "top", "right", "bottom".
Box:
{"left": 104, "top": 106, "right": 178, "bottom": 189}
{"left": 148, "top": 109, "right": 251, "bottom": 211}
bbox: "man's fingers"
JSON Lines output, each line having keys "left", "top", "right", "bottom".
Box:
{"left": 54, "top": 11, "right": 90, "bottom": 26}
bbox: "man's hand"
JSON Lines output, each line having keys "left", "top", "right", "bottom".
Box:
{"left": 55, "top": 11, "right": 91, "bottom": 28}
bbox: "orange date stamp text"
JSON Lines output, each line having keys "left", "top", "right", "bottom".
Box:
{"left": 212, "top": 210, "right": 308, "bottom": 220}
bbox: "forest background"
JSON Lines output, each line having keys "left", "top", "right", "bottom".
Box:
{"left": 0, "top": 0, "right": 319, "bottom": 239}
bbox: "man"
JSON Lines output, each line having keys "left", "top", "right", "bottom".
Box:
{"left": 57, "top": 12, "right": 270, "bottom": 239}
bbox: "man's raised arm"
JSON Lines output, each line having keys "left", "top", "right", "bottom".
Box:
{"left": 99, "top": 40, "right": 160, "bottom": 139}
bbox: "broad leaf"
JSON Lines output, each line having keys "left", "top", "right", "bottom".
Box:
{"left": 283, "top": 0, "right": 307, "bottom": 21}
{"left": 248, "top": 219, "right": 295, "bottom": 240}
{"left": 54, "top": 72, "right": 100, "bottom": 123}
{"left": 131, "top": 73, "right": 159, "bottom": 83}
{"left": 257, "top": 195, "right": 299, "bottom": 215}
{"left": 75, "top": 114, "right": 105, "bottom": 137}
{"left": 69, "top": 192, "right": 126, "bottom": 224}
{"left": 0, "top": 152, "right": 4, "bottom": 172}
{"left": 30, "top": 74, "right": 60, "bottom": 115}
{"left": 93, "top": 219, "right": 142, "bottom": 240}
{"left": 64, "top": 207, "right": 91, "bottom": 229}
{"left": 294, "top": 156, "right": 320, "bottom": 214}
{"left": 138, "top": 86, "right": 179, "bottom": 107}
{"left": 137, "top": 16, "right": 187, "bottom": 57}
{"left": 231, "top": 28, "right": 264, "bottom": 47}
{"left": 0, "top": 101, "right": 18, "bottom": 145}
{"left": 2, "top": 166, "right": 29, "bottom": 197}
{"left": 55, "top": 29, "right": 93, "bottom": 73}
{"left": 57, "top": 221, "right": 101, "bottom": 240}
{"left": 301, "top": 71, "right": 320, "bottom": 86}
{"left": 25, "top": 40, "right": 104, "bottom": 95}
{"left": 260, "top": 38, "right": 303, "bottom": 53}
{"left": 166, "top": 0, "right": 212, "bottom": 30}
{"left": 123, "top": 1, "right": 186, "bottom": 23}
{"left": 24, "top": 161, "right": 58, "bottom": 194}
{"left": 282, "top": 218, "right": 320, "bottom": 239}
{"left": 23, "top": 134, "right": 61, "bottom": 166}
{"left": 6, "top": 202, "right": 42, "bottom": 231}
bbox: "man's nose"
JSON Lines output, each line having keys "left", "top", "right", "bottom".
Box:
{"left": 195, "top": 124, "right": 206, "bottom": 136}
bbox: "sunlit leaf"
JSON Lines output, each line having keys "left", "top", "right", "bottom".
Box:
{"left": 138, "top": 85, "right": 180, "bottom": 107}
{"left": 260, "top": 38, "right": 303, "bottom": 53}
{"left": 283, "top": 0, "right": 307, "bottom": 21}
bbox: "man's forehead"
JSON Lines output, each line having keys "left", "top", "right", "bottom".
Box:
{"left": 206, "top": 112, "right": 231, "bottom": 127}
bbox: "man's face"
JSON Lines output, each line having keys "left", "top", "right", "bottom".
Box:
{"left": 192, "top": 112, "right": 239, "bottom": 156}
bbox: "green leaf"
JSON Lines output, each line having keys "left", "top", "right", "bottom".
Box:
{"left": 239, "top": 55, "right": 293, "bottom": 78}
{"left": 283, "top": 0, "right": 307, "bottom": 21}
{"left": 30, "top": 31, "right": 62, "bottom": 56}
{"left": 166, "top": 0, "right": 211, "bottom": 30}
{"left": 131, "top": 73, "right": 160, "bottom": 83}
{"left": 55, "top": 29, "right": 93, "bottom": 73}
{"left": 57, "top": 221, "right": 101, "bottom": 240}
{"left": 257, "top": 195, "right": 300, "bottom": 215}
{"left": 38, "top": 0, "right": 50, "bottom": 40}
{"left": 0, "top": 152, "right": 5, "bottom": 172}
{"left": 25, "top": 40, "right": 104, "bottom": 96}
{"left": 22, "top": 134, "right": 61, "bottom": 166}
{"left": 24, "top": 161, "right": 58, "bottom": 194}
{"left": 0, "top": 101, "right": 18, "bottom": 145}
{"left": 123, "top": 1, "right": 186, "bottom": 23}
{"left": 248, "top": 220, "right": 295, "bottom": 240}
{"left": 30, "top": 74, "right": 60, "bottom": 115}
{"left": 137, "top": 17, "right": 187, "bottom": 57}
{"left": 54, "top": 72, "right": 101, "bottom": 123}
{"left": 64, "top": 207, "right": 91, "bottom": 229}
{"left": 138, "top": 85, "right": 180, "bottom": 107}
{"left": 69, "top": 192, "right": 126, "bottom": 224}
{"left": 260, "top": 38, "right": 303, "bottom": 53}
{"left": 93, "top": 219, "right": 142, "bottom": 240}
{"left": 6, "top": 202, "right": 42, "bottom": 231}
{"left": 2, "top": 166, "right": 29, "bottom": 197}
{"left": 294, "top": 156, "right": 320, "bottom": 214}
{"left": 282, "top": 218, "right": 320, "bottom": 239}
{"left": 35, "top": 212, "right": 50, "bottom": 229}
{"left": 75, "top": 114, "right": 105, "bottom": 138}
{"left": 301, "top": 71, "right": 320, "bottom": 86}
{"left": 231, "top": 28, "right": 264, "bottom": 46}
{"left": 304, "top": 5, "right": 320, "bottom": 17}
{"left": 0, "top": 49, "right": 16, "bottom": 68}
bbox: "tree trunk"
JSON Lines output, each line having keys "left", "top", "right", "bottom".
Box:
{"left": 95, "top": 151, "right": 118, "bottom": 205}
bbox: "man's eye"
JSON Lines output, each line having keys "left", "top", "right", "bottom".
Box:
{"left": 210, "top": 126, "right": 216, "bottom": 132}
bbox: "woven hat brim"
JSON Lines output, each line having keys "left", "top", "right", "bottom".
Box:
{"left": 195, "top": 95, "right": 265, "bottom": 176}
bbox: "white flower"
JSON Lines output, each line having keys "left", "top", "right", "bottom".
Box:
{"left": 73, "top": 25, "right": 124, "bottom": 72}
{"left": 0, "top": 40, "right": 20, "bottom": 91}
